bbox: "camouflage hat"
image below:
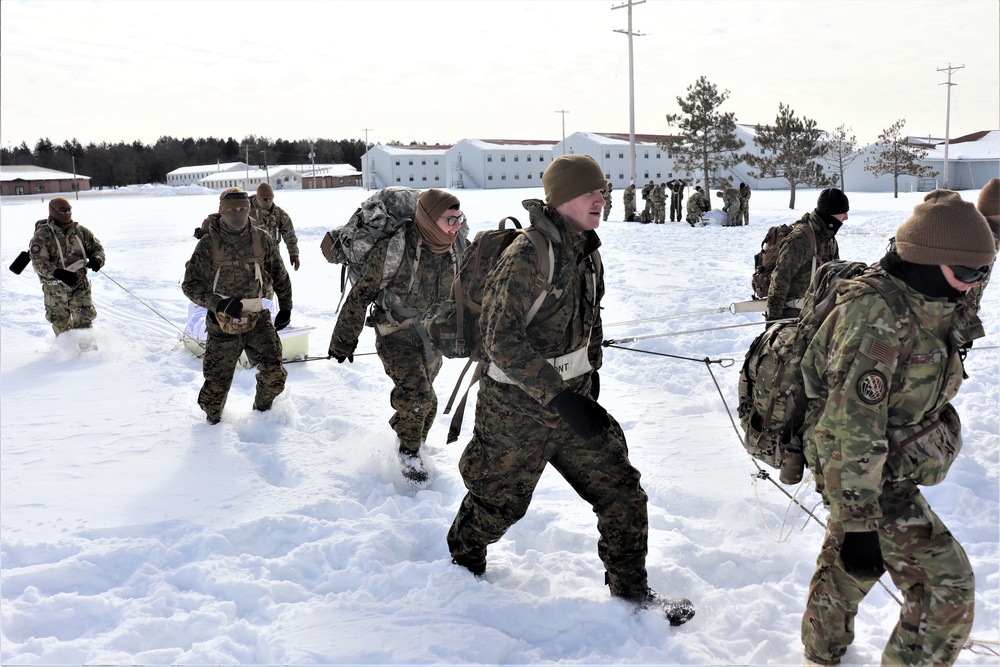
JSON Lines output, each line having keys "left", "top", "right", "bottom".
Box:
{"left": 896, "top": 189, "right": 996, "bottom": 267}
{"left": 48, "top": 196, "right": 73, "bottom": 224}
{"left": 977, "top": 177, "right": 999, "bottom": 219}
{"left": 218, "top": 187, "right": 249, "bottom": 212}
{"left": 257, "top": 182, "right": 274, "bottom": 199}
{"left": 542, "top": 154, "right": 608, "bottom": 209}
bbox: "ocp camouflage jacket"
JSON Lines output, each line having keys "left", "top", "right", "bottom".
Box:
{"left": 29, "top": 218, "right": 105, "bottom": 286}
{"left": 801, "top": 269, "right": 979, "bottom": 532}
{"left": 480, "top": 199, "right": 603, "bottom": 408}
{"left": 182, "top": 217, "right": 292, "bottom": 314}
{"left": 766, "top": 211, "right": 840, "bottom": 318}
{"left": 250, "top": 197, "right": 299, "bottom": 258}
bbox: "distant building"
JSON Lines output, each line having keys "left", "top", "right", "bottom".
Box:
{"left": 556, "top": 132, "right": 686, "bottom": 189}
{"left": 300, "top": 164, "right": 363, "bottom": 189}
{"left": 166, "top": 162, "right": 248, "bottom": 187}
{"left": 362, "top": 145, "right": 450, "bottom": 190}
{"left": 0, "top": 165, "right": 91, "bottom": 196}
{"left": 445, "top": 139, "right": 556, "bottom": 189}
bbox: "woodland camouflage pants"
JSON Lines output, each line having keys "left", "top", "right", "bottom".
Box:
{"left": 198, "top": 312, "right": 286, "bottom": 421}
{"left": 448, "top": 378, "right": 650, "bottom": 596}
{"left": 802, "top": 483, "right": 974, "bottom": 666}
{"left": 375, "top": 329, "right": 442, "bottom": 452}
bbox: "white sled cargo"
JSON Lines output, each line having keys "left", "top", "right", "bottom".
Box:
{"left": 182, "top": 301, "right": 314, "bottom": 366}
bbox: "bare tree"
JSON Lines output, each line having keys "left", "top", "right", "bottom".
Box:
{"left": 822, "top": 124, "right": 861, "bottom": 190}
{"left": 743, "top": 103, "right": 835, "bottom": 209}
{"left": 662, "top": 76, "right": 744, "bottom": 193}
{"left": 864, "top": 119, "right": 935, "bottom": 198}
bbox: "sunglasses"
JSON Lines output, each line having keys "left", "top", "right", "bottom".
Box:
{"left": 949, "top": 264, "right": 991, "bottom": 283}
{"left": 440, "top": 213, "right": 466, "bottom": 227}
{"left": 57, "top": 206, "right": 72, "bottom": 214}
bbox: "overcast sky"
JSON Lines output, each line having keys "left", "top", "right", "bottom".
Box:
{"left": 2, "top": 0, "right": 998, "bottom": 151}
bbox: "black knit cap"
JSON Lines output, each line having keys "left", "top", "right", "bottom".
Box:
{"left": 816, "top": 188, "right": 850, "bottom": 216}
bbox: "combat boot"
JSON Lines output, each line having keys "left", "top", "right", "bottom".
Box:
{"left": 619, "top": 588, "right": 695, "bottom": 626}
{"left": 398, "top": 444, "right": 428, "bottom": 485}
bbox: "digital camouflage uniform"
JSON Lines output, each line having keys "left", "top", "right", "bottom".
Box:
{"left": 623, "top": 184, "right": 637, "bottom": 222}
{"left": 717, "top": 189, "right": 742, "bottom": 227}
{"left": 800, "top": 269, "right": 979, "bottom": 666}
{"left": 651, "top": 184, "right": 667, "bottom": 224}
{"left": 667, "top": 179, "right": 686, "bottom": 222}
{"left": 602, "top": 185, "right": 613, "bottom": 221}
{"left": 640, "top": 181, "right": 654, "bottom": 222}
{"left": 328, "top": 223, "right": 463, "bottom": 454}
{"left": 739, "top": 183, "right": 752, "bottom": 226}
{"left": 447, "top": 199, "right": 651, "bottom": 597}
{"left": 766, "top": 211, "right": 840, "bottom": 321}
{"left": 29, "top": 218, "right": 105, "bottom": 334}
{"left": 182, "top": 217, "right": 292, "bottom": 422}
{"left": 250, "top": 195, "right": 299, "bottom": 263}
{"left": 686, "top": 190, "right": 710, "bottom": 226}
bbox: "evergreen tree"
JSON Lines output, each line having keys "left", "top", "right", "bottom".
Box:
{"left": 864, "top": 119, "right": 935, "bottom": 198}
{"left": 822, "top": 124, "right": 861, "bottom": 191}
{"left": 663, "top": 76, "right": 744, "bottom": 193}
{"left": 743, "top": 103, "right": 834, "bottom": 209}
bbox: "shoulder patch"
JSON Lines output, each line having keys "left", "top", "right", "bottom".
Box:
{"left": 856, "top": 370, "right": 888, "bottom": 405}
{"left": 861, "top": 334, "right": 898, "bottom": 367}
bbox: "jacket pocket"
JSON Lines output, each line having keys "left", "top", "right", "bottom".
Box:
{"left": 885, "top": 404, "right": 962, "bottom": 486}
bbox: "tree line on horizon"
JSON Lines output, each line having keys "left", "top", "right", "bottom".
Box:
{"left": 0, "top": 136, "right": 426, "bottom": 190}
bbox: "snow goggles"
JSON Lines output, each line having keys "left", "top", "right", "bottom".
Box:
{"left": 949, "top": 264, "right": 991, "bottom": 284}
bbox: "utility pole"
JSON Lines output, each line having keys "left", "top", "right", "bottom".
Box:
{"left": 261, "top": 150, "right": 270, "bottom": 184}
{"left": 362, "top": 128, "right": 373, "bottom": 190}
{"left": 244, "top": 145, "right": 250, "bottom": 191}
{"left": 937, "top": 63, "right": 964, "bottom": 190}
{"left": 309, "top": 144, "right": 316, "bottom": 190}
{"left": 555, "top": 110, "right": 569, "bottom": 155}
{"left": 613, "top": 0, "right": 645, "bottom": 185}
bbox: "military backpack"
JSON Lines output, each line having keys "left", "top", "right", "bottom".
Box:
{"left": 751, "top": 222, "right": 817, "bottom": 300}
{"left": 737, "top": 260, "right": 914, "bottom": 483}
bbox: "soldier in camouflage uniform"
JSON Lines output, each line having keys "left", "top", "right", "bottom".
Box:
{"left": 28, "top": 197, "right": 106, "bottom": 335}
{"left": 602, "top": 183, "right": 613, "bottom": 221}
{"left": 715, "top": 188, "right": 742, "bottom": 226}
{"left": 328, "top": 189, "right": 467, "bottom": 484}
{"left": 640, "top": 179, "right": 654, "bottom": 223}
{"left": 250, "top": 182, "right": 301, "bottom": 271}
{"left": 685, "top": 186, "right": 710, "bottom": 226}
{"left": 766, "top": 188, "right": 847, "bottom": 321}
{"left": 799, "top": 189, "right": 995, "bottom": 667}
{"left": 655, "top": 182, "right": 670, "bottom": 224}
{"left": 666, "top": 178, "right": 686, "bottom": 222}
{"left": 446, "top": 154, "right": 694, "bottom": 625}
{"left": 623, "top": 183, "right": 636, "bottom": 222}
{"left": 963, "top": 178, "right": 1000, "bottom": 314}
{"left": 738, "top": 182, "right": 752, "bottom": 226}
{"left": 182, "top": 188, "right": 293, "bottom": 424}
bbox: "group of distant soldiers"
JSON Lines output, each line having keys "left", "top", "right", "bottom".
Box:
{"left": 613, "top": 179, "right": 751, "bottom": 227}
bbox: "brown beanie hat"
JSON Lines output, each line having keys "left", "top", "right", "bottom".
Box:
{"left": 218, "top": 187, "right": 250, "bottom": 212}
{"left": 542, "top": 154, "right": 608, "bottom": 209}
{"left": 415, "top": 188, "right": 461, "bottom": 253}
{"left": 49, "top": 197, "right": 73, "bottom": 224}
{"left": 977, "top": 178, "right": 1000, "bottom": 219}
{"left": 257, "top": 182, "right": 274, "bottom": 199}
{"left": 895, "top": 189, "right": 996, "bottom": 267}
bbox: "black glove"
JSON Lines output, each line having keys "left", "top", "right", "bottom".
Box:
{"left": 53, "top": 268, "right": 79, "bottom": 287}
{"left": 216, "top": 297, "right": 243, "bottom": 319}
{"left": 274, "top": 309, "right": 291, "bottom": 331}
{"left": 87, "top": 256, "right": 102, "bottom": 272}
{"left": 840, "top": 531, "right": 884, "bottom": 578}
{"left": 329, "top": 353, "right": 354, "bottom": 363}
{"left": 9, "top": 251, "right": 30, "bottom": 275}
{"left": 589, "top": 371, "right": 600, "bottom": 401}
{"left": 193, "top": 227, "right": 204, "bottom": 239}
{"left": 549, "top": 388, "right": 610, "bottom": 441}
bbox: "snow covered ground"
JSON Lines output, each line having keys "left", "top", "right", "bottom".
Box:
{"left": 1, "top": 183, "right": 997, "bottom": 665}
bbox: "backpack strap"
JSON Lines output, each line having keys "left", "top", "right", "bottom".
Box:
{"left": 856, "top": 274, "right": 915, "bottom": 371}
{"left": 799, "top": 220, "right": 819, "bottom": 292}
